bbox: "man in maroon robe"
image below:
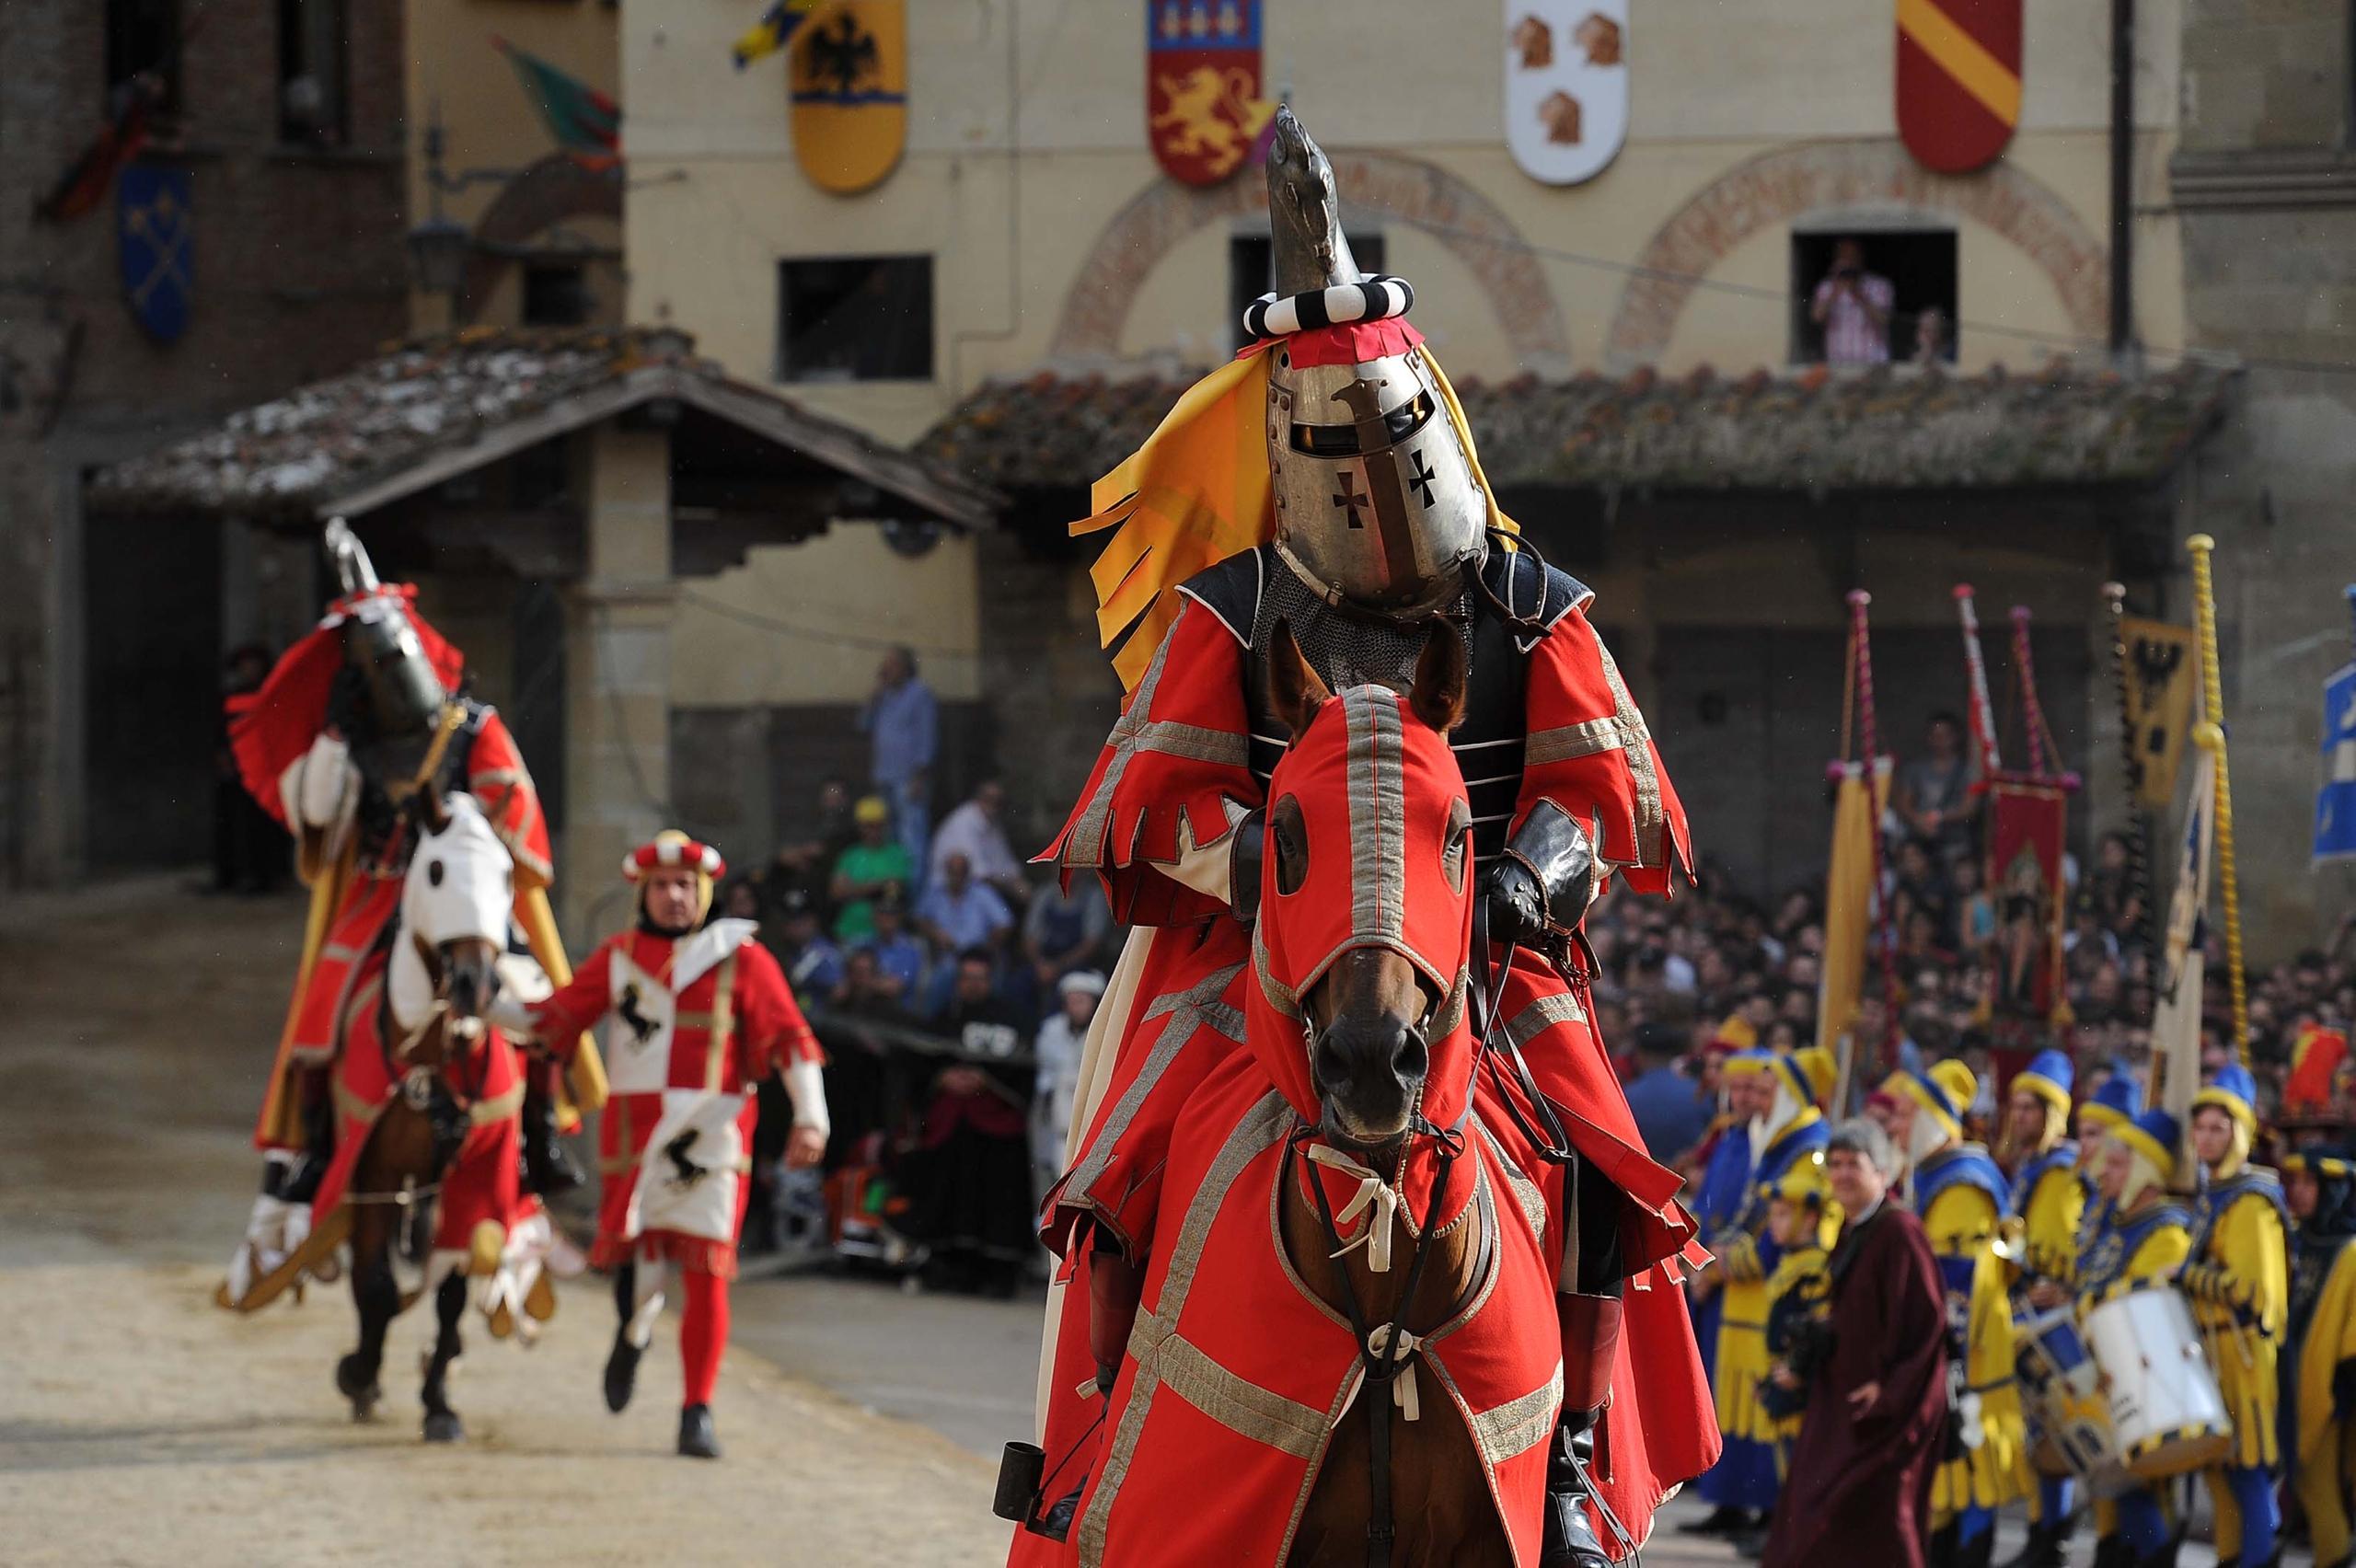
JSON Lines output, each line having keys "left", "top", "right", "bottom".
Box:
{"left": 1761, "top": 1117, "right": 1951, "bottom": 1568}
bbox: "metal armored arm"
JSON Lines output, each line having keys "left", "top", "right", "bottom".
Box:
{"left": 1481, "top": 800, "right": 1599, "bottom": 950}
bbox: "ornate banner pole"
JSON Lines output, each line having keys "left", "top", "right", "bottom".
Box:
{"left": 2102, "top": 582, "right": 2157, "bottom": 954}
{"left": 1955, "top": 583, "right": 2004, "bottom": 776}
{"left": 2188, "top": 534, "right": 2249, "bottom": 1065}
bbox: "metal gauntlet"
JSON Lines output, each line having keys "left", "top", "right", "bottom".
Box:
{"left": 1482, "top": 801, "right": 1599, "bottom": 947}
{"left": 1228, "top": 811, "right": 1267, "bottom": 923}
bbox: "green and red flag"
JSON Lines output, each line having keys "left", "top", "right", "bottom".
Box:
{"left": 1896, "top": 0, "right": 2020, "bottom": 173}
{"left": 493, "top": 37, "right": 621, "bottom": 168}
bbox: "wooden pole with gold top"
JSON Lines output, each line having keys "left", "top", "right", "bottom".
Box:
{"left": 2187, "top": 534, "right": 2249, "bottom": 1066}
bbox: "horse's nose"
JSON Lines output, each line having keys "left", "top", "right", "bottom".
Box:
{"left": 1313, "top": 1015, "right": 1424, "bottom": 1097}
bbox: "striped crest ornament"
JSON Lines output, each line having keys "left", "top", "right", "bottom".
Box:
{"left": 1242, "top": 275, "right": 1415, "bottom": 341}
{"left": 1896, "top": 0, "right": 2022, "bottom": 173}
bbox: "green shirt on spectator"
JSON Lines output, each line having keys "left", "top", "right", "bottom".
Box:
{"left": 832, "top": 840, "right": 914, "bottom": 942}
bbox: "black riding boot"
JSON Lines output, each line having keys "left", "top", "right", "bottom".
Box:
{"left": 1541, "top": 1409, "right": 1612, "bottom": 1568}
{"left": 521, "top": 1068, "right": 583, "bottom": 1197}
{"left": 283, "top": 1067, "right": 335, "bottom": 1204}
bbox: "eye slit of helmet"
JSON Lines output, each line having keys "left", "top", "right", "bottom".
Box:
{"left": 1271, "top": 794, "right": 1310, "bottom": 898}
{"left": 1442, "top": 797, "right": 1472, "bottom": 894}
{"left": 1288, "top": 390, "right": 1435, "bottom": 456}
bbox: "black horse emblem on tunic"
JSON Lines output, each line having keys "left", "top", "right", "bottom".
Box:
{"left": 618, "top": 982, "right": 660, "bottom": 1045}
{"left": 662, "top": 1128, "right": 710, "bottom": 1190}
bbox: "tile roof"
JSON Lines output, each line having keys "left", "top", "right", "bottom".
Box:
{"left": 915, "top": 359, "right": 2237, "bottom": 495}
{"left": 88, "top": 326, "right": 1000, "bottom": 526}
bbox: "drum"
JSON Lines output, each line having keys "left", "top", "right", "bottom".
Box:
{"left": 2084, "top": 1285, "right": 2235, "bottom": 1481}
{"left": 2014, "top": 1306, "right": 2122, "bottom": 1488}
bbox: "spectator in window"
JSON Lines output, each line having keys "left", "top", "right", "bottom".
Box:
{"left": 766, "top": 777, "right": 857, "bottom": 921}
{"left": 859, "top": 887, "right": 930, "bottom": 1011}
{"left": 1910, "top": 305, "right": 1949, "bottom": 365}
{"left": 1031, "top": 969, "right": 1104, "bottom": 1204}
{"left": 768, "top": 885, "right": 845, "bottom": 1002}
{"left": 859, "top": 646, "right": 937, "bottom": 878}
{"left": 930, "top": 777, "right": 1026, "bottom": 907}
{"left": 1894, "top": 711, "right": 1978, "bottom": 867}
{"left": 892, "top": 950, "right": 1035, "bottom": 1297}
{"left": 1809, "top": 238, "right": 1895, "bottom": 366}
{"left": 917, "top": 851, "right": 1015, "bottom": 961}
{"left": 831, "top": 795, "right": 914, "bottom": 944}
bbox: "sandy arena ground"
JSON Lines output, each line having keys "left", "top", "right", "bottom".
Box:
{"left": 0, "top": 879, "right": 1009, "bottom": 1567}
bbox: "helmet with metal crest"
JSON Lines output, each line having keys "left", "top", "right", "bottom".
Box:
{"left": 326, "top": 517, "right": 445, "bottom": 739}
{"left": 1253, "top": 108, "right": 1486, "bottom": 616}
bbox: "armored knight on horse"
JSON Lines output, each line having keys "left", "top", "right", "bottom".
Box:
{"left": 218, "top": 522, "right": 604, "bottom": 1310}
{"left": 1005, "top": 109, "right": 1716, "bottom": 1566}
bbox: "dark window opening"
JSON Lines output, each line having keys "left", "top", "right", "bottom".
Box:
{"left": 1230, "top": 230, "right": 1387, "bottom": 352}
{"left": 522, "top": 263, "right": 592, "bottom": 328}
{"left": 105, "top": 0, "right": 182, "bottom": 122}
{"left": 277, "top": 0, "right": 349, "bottom": 146}
{"left": 1790, "top": 229, "right": 1958, "bottom": 366}
{"left": 777, "top": 256, "right": 935, "bottom": 382}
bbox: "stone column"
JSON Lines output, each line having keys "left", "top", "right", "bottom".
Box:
{"left": 560, "top": 421, "right": 674, "bottom": 939}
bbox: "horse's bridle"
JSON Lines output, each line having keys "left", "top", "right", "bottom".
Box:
{"left": 1290, "top": 902, "right": 1631, "bottom": 1568}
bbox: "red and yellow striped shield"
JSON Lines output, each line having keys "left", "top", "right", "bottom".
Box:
{"left": 1896, "top": 0, "right": 2021, "bottom": 174}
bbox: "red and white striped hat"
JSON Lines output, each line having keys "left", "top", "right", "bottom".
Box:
{"left": 621, "top": 830, "right": 726, "bottom": 882}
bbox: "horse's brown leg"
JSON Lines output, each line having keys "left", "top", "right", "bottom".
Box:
{"left": 337, "top": 1200, "right": 394, "bottom": 1421}
{"left": 420, "top": 1272, "right": 467, "bottom": 1442}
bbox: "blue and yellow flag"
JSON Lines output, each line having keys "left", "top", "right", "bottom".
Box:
{"left": 734, "top": 0, "right": 826, "bottom": 68}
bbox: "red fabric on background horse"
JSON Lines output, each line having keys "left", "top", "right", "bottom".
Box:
{"left": 1056, "top": 674, "right": 1715, "bottom": 1565}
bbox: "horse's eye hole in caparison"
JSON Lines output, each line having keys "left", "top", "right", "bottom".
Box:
{"left": 1271, "top": 795, "right": 1309, "bottom": 897}
{"left": 426, "top": 859, "right": 445, "bottom": 888}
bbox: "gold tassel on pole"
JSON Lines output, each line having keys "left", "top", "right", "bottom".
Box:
{"left": 2187, "top": 534, "right": 2249, "bottom": 1066}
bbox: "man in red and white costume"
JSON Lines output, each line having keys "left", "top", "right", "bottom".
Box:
{"left": 514, "top": 831, "right": 827, "bottom": 1458}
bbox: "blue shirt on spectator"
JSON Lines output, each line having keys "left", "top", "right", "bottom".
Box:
{"left": 917, "top": 880, "right": 1014, "bottom": 952}
{"left": 860, "top": 677, "right": 938, "bottom": 788}
{"left": 862, "top": 930, "right": 930, "bottom": 1002}
{"left": 1623, "top": 1065, "right": 1711, "bottom": 1164}
{"left": 784, "top": 936, "right": 846, "bottom": 1000}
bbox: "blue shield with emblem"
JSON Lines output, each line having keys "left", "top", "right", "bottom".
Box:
{"left": 118, "top": 165, "right": 193, "bottom": 342}
{"left": 2317, "top": 658, "right": 2356, "bottom": 864}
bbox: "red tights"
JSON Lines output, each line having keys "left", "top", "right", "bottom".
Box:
{"left": 679, "top": 1270, "right": 730, "bottom": 1408}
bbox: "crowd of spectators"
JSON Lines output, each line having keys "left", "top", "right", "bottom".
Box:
{"left": 1601, "top": 711, "right": 2356, "bottom": 1176}
{"left": 727, "top": 649, "right": 1119, "bottom": 1292}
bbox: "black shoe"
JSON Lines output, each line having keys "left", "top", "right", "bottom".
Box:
{"left": 1541, "top": 1413, "right": 1612, "bottom": 1568}
{"left": 1678, "top": 1505, "right": 1753, "bottom": 1537}
{"left": 677, "top": 1402, "right": 721, "bottom": 1459}
{"left": 1731, "top": 1525, "right": 1771, "bottom": 1560}
{"left": 1999, "top": 1522, "right": 2067, "bottom": 1568}
{"left": 604, "top": 1332, "right": 641, "bottom": 1413}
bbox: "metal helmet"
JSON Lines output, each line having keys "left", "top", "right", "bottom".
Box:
{"left": 1257, "top": 108, "right": 1488, "bottom": 615}
{"left": 326, "top": 518, "right": 445, "bottom": 738}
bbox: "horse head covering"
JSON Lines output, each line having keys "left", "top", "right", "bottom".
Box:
{"left": 1249, "top": 680, "right": 1474, "bottom": 1136}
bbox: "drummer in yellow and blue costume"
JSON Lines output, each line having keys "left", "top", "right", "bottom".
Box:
{"left": 1755, "top": 1150, "right": 1836, "bottom": 1463}
{"left": 1682, "top": 1045, "right": 1774, "bottom": 1536}
{"left": 2073, "top": 1070, "right": 2144, "bottom": 1251}
{"left": 2281, "top": 1144, "right": 2356, "bottom": 1568}
{"left": 1878, "top": 1059, "right": 2030, "bottom": 1568}
{"left": 2005, "top": 1049, "right": 2088, "bottom": 1568}
{"left": 2181, "top": 1064, "right": 2291, "bottom": 1568}
{"left": 2078, "top": 1107, "right": 2195, "bottom": 1568}
{"left": 1704, "top": 1051, "right": 1835, "bottom": 1530}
